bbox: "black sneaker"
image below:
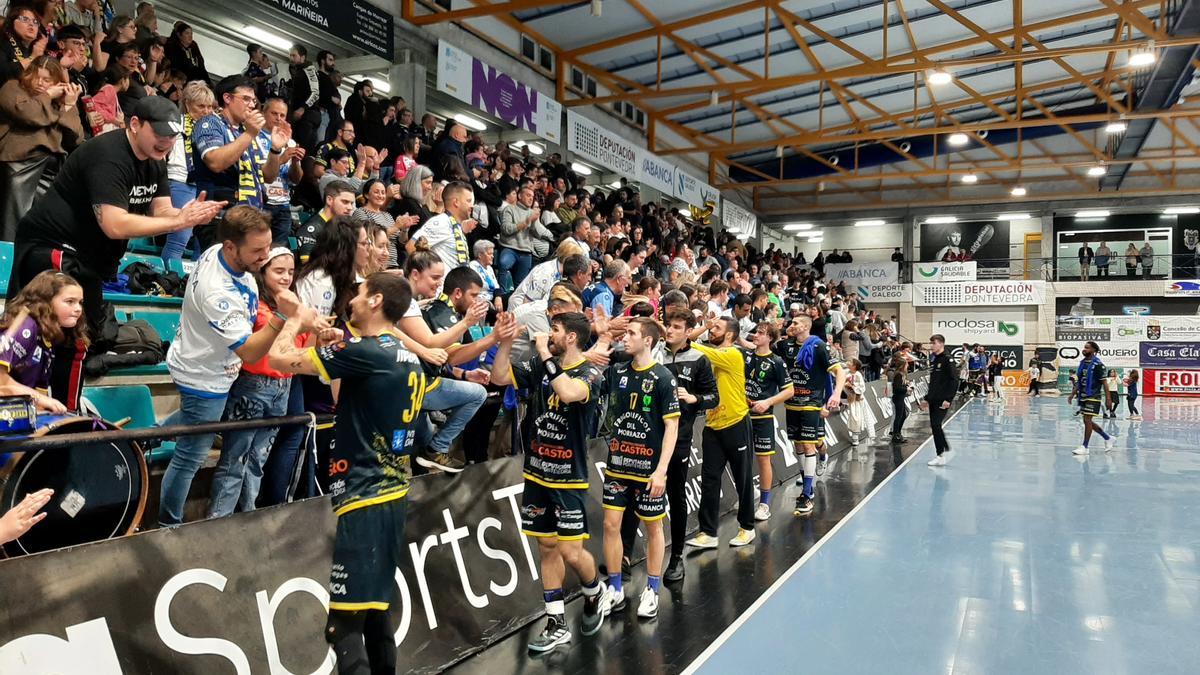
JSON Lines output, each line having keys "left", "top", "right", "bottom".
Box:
{"left": 416, "top": 450, "right": 466, "bottom": 473}
{"left": 580, "top": 583, "right": 607, "bottom": 636}
{"left": 664, "top": 556, "right": 685, "bottom": 584}
{"left": 528, "top": 615, "right": 571, "bottom": 652}
{"left": 621, "top": 556, "right": 632, "bottom": 584}
{"left": 794, "top": 495, "right": 814, "bottom": 515}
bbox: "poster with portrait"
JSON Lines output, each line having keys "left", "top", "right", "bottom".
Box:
{"left": 919, "top": 220, "right": 1010, "bottom": 268}
{"left": 1174, "top": 216, "right": 1200, "bottom": 279}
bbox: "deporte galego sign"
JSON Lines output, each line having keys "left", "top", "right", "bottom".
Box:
{"left": 1139, "top": 342, "right": 1200, "bottom": 368}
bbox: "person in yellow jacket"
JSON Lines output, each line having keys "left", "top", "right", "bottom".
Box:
{"left": 685, "top": 316, "right": 758, "bottom": 549}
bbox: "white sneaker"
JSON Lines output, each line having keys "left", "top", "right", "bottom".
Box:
{"left": 686, "top": 533, "right": 719, "bottom": 549}
{"left": 1073, "top": 445, "right": 1090, "bottom": 455}
{"left": 729, "top": 528, "right": 756, "bottom": 547}
{"left": 1129, "top": 414, "right": 1143, "bottom": 420}
{"left": 754, "top": 502, "right": 771, "bottom": 521}
{"left": 927, "top": 454, "right": 946, "bottom": 466}
{"left": 941, "top": 450, "right": 954, "bottom": 465}
{"left": 636, "top": 587, "right": 658, "bottom": 619}
{"left": 1104, "top": 436, "right": 1116, "bottom": 452}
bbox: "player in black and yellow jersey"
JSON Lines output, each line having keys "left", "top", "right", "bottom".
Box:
{"left": 743, "top": 320, "right": 793, "bottom": 521}
{"left": 491, "top": 311, "right": 609, "bottom": 653}
{"left": 686, "top": 316, "right": 758, "bottom": 549}
{"left": 600, "top": 317, "right": 680, "bottom": 620}
{"left": 782, "top": 314, "right": 847, "bottom": 516}
{"left": 267, "top": 273, "right": 427, "bottom": 675}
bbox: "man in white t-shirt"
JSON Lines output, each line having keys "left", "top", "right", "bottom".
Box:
{"left": 415, "top": 181, "right": 476, "bottom": 282}
{"left": 159, "top": 206, "right": 322, "bottom": 525}
{"left": 562, "top": 216, "right": 592, "bottom": 256}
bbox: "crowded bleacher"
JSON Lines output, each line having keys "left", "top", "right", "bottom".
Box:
{"left": 0, "top": 0, "right": 921, "bottom": 529}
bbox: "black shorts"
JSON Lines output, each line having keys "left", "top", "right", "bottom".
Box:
{"left": 329, "top": 498, "right": 407, "bottom": 611}
{"left": 602, "top": 474, "right": 667, "bottom": 521}
{"left": 786, "top": 407, "right": 824, "bottom": 445}
{"left": 521, "top": 480, "right": 589, "bottom": 541}
{"left": 750, "top": 416, "right": 777, "bottom": 456}
{"left": 1079, "top": 397, "right": 1102, "bottom": 417}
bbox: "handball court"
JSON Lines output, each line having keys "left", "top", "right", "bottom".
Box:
{"left": 452, "top": 397, "right": 1200, "bottom": 675}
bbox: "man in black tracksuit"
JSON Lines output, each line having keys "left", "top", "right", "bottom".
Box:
{"left": 619, "top": 308, "right": 718, "bottom": 584}
{"left": 922, "top": 334, "right": 960, "bottom": 466}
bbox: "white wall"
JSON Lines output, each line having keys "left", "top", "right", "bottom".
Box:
{"left": 793, "top": 223, "right": 903, "bottom": 261}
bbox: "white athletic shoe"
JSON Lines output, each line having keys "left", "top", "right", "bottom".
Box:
{"left": 636, "top": 587, "right": 659, "bottom": 619}
{"left": 686, "top": 533, "right": 719, "bottom": 549}
{"left": 1104, "top": 436, "right": 1116, "bottom": 452}
{"left": 927, "top": 454, "right": 947, "bottom": 466}
{"left": 1129, "top": 414, "right": 1143, "bottom": 420}
{"left": 730, "top": 528, "right": 756, "bottom": 547}
{"left": 754, "top": 502, "right": 771, "bottom": 521}
{"left": 1073, "top": 445, "right": 1090, "bottom": 456}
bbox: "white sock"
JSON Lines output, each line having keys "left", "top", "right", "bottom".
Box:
{"left": 803, "top": 454, "right": 816, "bottom": 477}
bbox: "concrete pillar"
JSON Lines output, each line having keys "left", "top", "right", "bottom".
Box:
{"left": 389, "top": 54, "right": 426, "bottom": 120}
{"left": 902, "top": 215, "right": 917, "bottom": 283}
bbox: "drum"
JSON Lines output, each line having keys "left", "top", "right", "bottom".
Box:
{"left": 0, "top": 415, "right": 149, "bottom": 557}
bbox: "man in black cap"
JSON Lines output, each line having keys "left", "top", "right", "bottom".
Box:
{"left": 7, "top": 96, "right": 225, "bottom": 410}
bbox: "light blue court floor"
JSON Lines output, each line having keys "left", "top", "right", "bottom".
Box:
{"left": 689, "top": 395, "right": 1200, "bottom": 675}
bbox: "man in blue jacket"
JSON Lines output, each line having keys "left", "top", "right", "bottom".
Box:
{"left": 1070, "top": 341, "right": 1114, "bottom": 455}
{"left": 967, "top": 344, "right": 988, "bottom": 397}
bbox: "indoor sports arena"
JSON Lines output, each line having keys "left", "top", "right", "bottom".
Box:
{"left": 3, "top": 0, "right": 1200, "bottom": 673}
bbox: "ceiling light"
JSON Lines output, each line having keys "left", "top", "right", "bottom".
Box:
{"left": 591, "top": 0, "right": 602, "bottom": 16}
{"left": 783, "top": 223, "right": 814, "bottom": 231}
{"left": 710, "top": 90, "right": 719, "bottom": 106}
{"left": 526, "top": 143, "right": 544, "bottom": 155}
{"left": 794, "top": 230, "right": 822, "bottom": 238}
{"left": 927, "top": 69, "right": 953, "bottom": 86}
{"left": 947, "top": 132, "right": 969, "bottom": 146}
{"left": 453, "top": 113, "right": 487, "bottom": 131}
{"left": 1129, "top": 45, "right": 1156, "bottom": 68}
{"left": 924, "top": 216, "right": 957, "bottom": 224}
{"left": 608, "top": 180, "right": 621, "bottom": 188}
{"left": 776, "top": 145, "right": 784, "bottom": 158}
{"left": 1010, "top": 186, "right": 1027, "bottom": 197}
{"left": 854, "top": 220, "right": 885, "bottom": 227}
{"left": 997, "top": 213, "right": 1031, "bottom": 221}
{"left": 960, "top": 173, "right": 978, "bottom": 184}
{"left": 1164, "top": 206, "right": 1199, "bottom": 214}
{"left": 1075, "top": 210, "right": 1110, "bottom": 219}
{"left": 808, "top": 237, "right": 824, "bottom": 244}
{"left": 511, "top": 140, "right": 526, "bottom": 148}
{"left": 1087, "top": 165, "right": 1107, "bottom": 177}
{"left": 570, "top": 162, "right": 593, "bottom": 176}
{"left": 736, "top": 233, "right": 750, "bottom": 241}
{"left": 1105, "top": 121, "right": 1127, "bottom": 134}
{"left": 243, "top": 26, "right": 293, "bottom": 52}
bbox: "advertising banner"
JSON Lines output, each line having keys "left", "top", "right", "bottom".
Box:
{"left": 1165, "top": 281, "right": 1200, "bottom": 296}
{"left": 635, "top": 149, "right": 677, "bottom": 198}
{"left": 1000, "top": 369, "right": 1031, "bottom": 389}
{"left": 854, "top": 284, "right": 912, "bottom": 303}
{"left": 722, "top": 200, "right": 757, "bottom": 239}
{"left": 919, "top": 220, "right": 1010, "bottom": 268}
{"left": 933, "top": 310, "right": 1025, "bottom": 346}
{"left": 259, "top": 0, "right": 393, "bottom": 59}
{"left": 0, "top": 373, "right": 928, "bottom": 673}
{"left": 913, "top": 261, "right": 977, "bottom": 283}
{"left": 1142, "top": 368, "right": 1200, "bottom": 397}
{"left": 914, "top": 280, "right": 1045, "bottom": 306}
{"left": 675, "top": 169, "right": 720, "bottom": 212}
{"left": 1139, "top": 342, "right": 1200, "bottom": 368}
{"left": 825, "top": 262, "right": 900, "bottom": 286}
{"left": 1055, "top": 342, "right": 1140, "bottom": 367}
{"left": 566, "top": 110, "right": 637, "bottom": 175}
{"left": 950, "top": 344, "right": 1024, "bottom": 369}
{"left": 437, "top": 40, "right": 563, "bottom": 144}
{"left": 1172, "top": 218, "right": 1200, "bottom": 279}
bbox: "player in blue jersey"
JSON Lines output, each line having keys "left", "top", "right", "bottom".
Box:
{"left": 1070, "top": 341, "right": 1115, "bottom": 455}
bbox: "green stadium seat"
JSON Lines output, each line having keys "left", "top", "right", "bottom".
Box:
{"left": 128, "top": 237, "right": 159, "bottom": 255}
{"left": 82, "top": 384, "right": 175, "bottom": 463}
{"left": 104, "top": 293, "right": 183, "bottom": 307}
{"left": 0, "top": 240, "right": 12, "bottom": 296}
{"left": 119, "top": 253, "right": 165, "bottom": 273}
{"left": 132, "top": 311, "right": 180, "bottom": 342}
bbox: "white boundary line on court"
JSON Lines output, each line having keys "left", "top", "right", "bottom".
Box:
{"left": 680, "top": 400, "right": 973, "bottom": 675}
